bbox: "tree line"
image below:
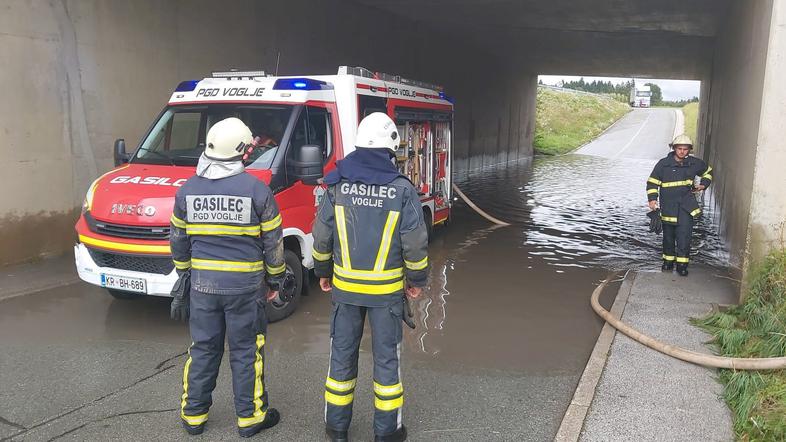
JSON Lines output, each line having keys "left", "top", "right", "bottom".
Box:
{"left": 538, "top": 78, "right": 699, "bottom": 107}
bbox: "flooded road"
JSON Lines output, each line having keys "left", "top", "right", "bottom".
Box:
{"left": 0, "top": 109, "right": 727, "bottom": 441}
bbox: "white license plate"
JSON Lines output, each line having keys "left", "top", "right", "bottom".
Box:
{"left": 101, "top": 274, "right": 147, "bottom": 294}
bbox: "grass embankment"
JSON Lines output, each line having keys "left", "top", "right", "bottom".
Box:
{"left": 682, "top": 101, "right": 699, "bottom": 142}
{"left": 694, "top": 251, "right": 786, "bottom": 441}
{"left": 533, "top": 87, "right": 630, "bottom": 155}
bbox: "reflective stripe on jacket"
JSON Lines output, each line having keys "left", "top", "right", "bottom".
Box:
{"left": 646, "top": 152, "right": 712, "bottom": 225}
{"left": 311, "top": 177, "right": 429, "bottom": 307}
{"left": 170, "top": 172, "right": 285, "bottom": 295}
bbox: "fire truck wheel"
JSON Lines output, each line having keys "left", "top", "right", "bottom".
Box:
{"left": 267, "top": 249, "right": 303, "bottom": 323}
{"left": 423, "top": 208, "right": 433, "bottom": 243}
{"left": 107, "top": 289, "right": 144, "bottom": 300}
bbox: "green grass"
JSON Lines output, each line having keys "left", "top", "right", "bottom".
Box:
{"left": 693, "top": 251, "right": 786, "bottom": 441}
{"left": 533, "top": 87, "right": 630, "bottom": 155}
{"left": 682, "top": 101, "right": 699, "bottom": 142}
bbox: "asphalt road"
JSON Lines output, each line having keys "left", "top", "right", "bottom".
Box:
{"left": 0, "top": 107, "right": 677, "bottom": 441}
{"left": 576, "top": 108, "right": 676, "bottom": 161}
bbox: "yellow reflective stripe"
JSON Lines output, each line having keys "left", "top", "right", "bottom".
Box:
{"left": 332, "top": 277, "right": 404, "bottom": 295}
{"left": 325, "top": 391, "right": 354, "bottom": 406}
{"left": 261, "top": 214, "right": 282, "bottom": 232}
{"left": 326, "top": 377, "right": 357, "bottom": 392}
{"left": 171, "top": 214, "right": 187, "bottom": 229}
{"left": 374, "top": 396, "right": 404, "bottom": 411}
{"left": 703, "top": 166, "right": 713, "bottom": 175}
{"left": 335, "top": 206, "right": 352, "bottom": 269}
{"left": 374, "top": 382, "right": 403, "bottom": 396}
{"left": 702, "top": 174, "right": 713, "bottom": 180}
{"left": 334, "top": 264, "right": 403, "bottom": 281}
{"left": 173, "top": 259, "right": 191, "bottom": 270}
{"left": 661, "top": 215, "right": 678, "bottom": 223}
{"left": 243, "top": 334, "right": 265, "bottom": 427}
{"left": 181, "top": 412, "right": 208, "bottom": 426}
{"left": 191, "top": 258, "right": 264, "bottom": 272}
{"left": 265, "top": 262, "right": 286, "bottom": 275}
{"left": 676, "top": 257, "right": 690, "bottom": 263}
{"left": 181, "top": 343, "right": 196, "bottom": 419}
{"left": 238, "top": 413, "right": 267, "bottom": 428}
{"left": 374, "top": 211, "right": 400, "bottom": 272}
{"left": 185, "top": 224, "right": 260, "bottom": 236}
{"left": 690, "top": 208, "right": 701, "bottom": 217}
{"left": 647, "top": 189, "right": 659, "bottom": 195}
{"left": 404, "top": 257, "right": 428, "bottom": 271}
{"left": 661, "top": 180, "right": 694, "bottom": 188}
{"left": 663, "top": 255, "right": 676, "bottom": 261}
{"left": 647, "top": 177, "right": 662, "bottom": 186}
{"left": 313, "top": 249, "right": 332, "bottom": 261}
{"left": 80, "top": 234, "right": 170, "bottom": 254}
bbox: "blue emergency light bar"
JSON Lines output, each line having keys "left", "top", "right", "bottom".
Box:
{"left": 175, "top": 80, "right": 199, "bottom": 92}
{"left": 438, "top": 91, "right": 454, "bottom": 103}
{"left": 273, "top": 78, "right": 333, "bottom": 91}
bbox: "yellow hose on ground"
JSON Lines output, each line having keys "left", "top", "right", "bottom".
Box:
{"left": 451, "top": 183, "right": 511, "bottom": 226}
{"left": 592, "top": 275, "right": 786, "bottom": 370}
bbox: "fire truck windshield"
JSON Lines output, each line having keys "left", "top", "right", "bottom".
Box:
{"left": 133, "top": 104, "right": 294, "bottom": 168}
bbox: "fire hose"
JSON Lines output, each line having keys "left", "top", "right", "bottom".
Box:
{"left": 451, "top": 183, "right": 510, "bottom": 226}
{"left": 591, "top": 274, "right": 786, "bottom": 370}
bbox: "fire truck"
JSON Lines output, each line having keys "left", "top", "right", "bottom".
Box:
{"left": 74, "top": 66, "right": 453, "bottom": 321}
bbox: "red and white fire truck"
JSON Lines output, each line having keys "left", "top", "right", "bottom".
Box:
{"left": 74, "top": 66, "right": 453, "bottom": 321}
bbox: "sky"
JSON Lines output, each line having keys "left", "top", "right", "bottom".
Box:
{"left": 538, "top": 75, "right": 701, "bottom": 101}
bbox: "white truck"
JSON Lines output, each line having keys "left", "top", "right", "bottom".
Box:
{"left": 630, "top": 84, "right": 652, "bottom": 107}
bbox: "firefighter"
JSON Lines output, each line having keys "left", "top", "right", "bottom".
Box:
{"left": 169, "top": 117, "right": 285, "bottom": 437}
{"left": 646, "top": 134, "right": 713, "bottom": 276}
{"left": 312, "top": 112, "right": 429, "bottom": 442}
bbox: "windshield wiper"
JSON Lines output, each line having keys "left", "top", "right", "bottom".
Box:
{"left": 136, "top": 147, "right": 175, "bottom": 165}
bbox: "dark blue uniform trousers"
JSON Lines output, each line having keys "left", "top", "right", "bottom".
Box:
{"left": 180, "top": 290, "right": 269, "bottom": 429}
{"left": 325, "top": 301, "right": 404, "bottom": 436}
{"left": 662, "top": 210, "right": 694, "bottom": 264}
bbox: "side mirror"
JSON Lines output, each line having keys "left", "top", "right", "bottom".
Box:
{"left": 113, "top": 138, "right": 131, "bottom": 166}
{"left": 290, "top": 144, "right": 324, "bottom": 185}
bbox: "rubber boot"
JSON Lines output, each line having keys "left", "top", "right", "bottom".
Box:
{"left": 238, "top": 408, "right": 280, "bottom": 438}
{"left": 676, "top": 263, "right": 689, "bottom": 277}
{"left": 375, "top": 426, "right": 407, "bottom": 442}
{"left": 661, "top": 260, "right": 674, "bottom": 272}
{"left": 181, "top": 420, "right": 205, "bottom": 436}
{"left": 326, "top": 426, "right": 349, "bottom": 442}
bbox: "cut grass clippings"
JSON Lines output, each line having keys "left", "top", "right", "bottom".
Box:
{"left": 533, "top": 87, "right": 630, "bottom": 155}
{"left": 682, "top": 102, "right": 699, "bottom": 143}
{"left": 693, "top": 250, "right": 786, "bottom": 441}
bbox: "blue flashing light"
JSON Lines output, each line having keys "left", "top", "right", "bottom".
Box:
{"left": 175, "top": 80, "right": 199, "bottom": 92}
{"left": 438, "top": 91, "right": 454, "bottom": 103}
{"left": 273, "top": 78, "right": 333, "bottom": 91}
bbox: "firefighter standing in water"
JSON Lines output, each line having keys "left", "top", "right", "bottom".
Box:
{"left": 312, "top": 113, "right": 430, "bottom": 442}
{"left": 646, "top": 134, "right": 713, "bottom": 276}
{"left": 169, "top": 117, "right": 286, "bottom": 437}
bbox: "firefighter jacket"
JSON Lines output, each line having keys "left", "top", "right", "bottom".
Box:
{"left": 646, "top": 152, "right": 713, "bottom": 225}
{"left": 311, "top": 177, "right": 429, "bottom": 307}
{"left": 169, "top": 172, "right": 285, "bottom": 295}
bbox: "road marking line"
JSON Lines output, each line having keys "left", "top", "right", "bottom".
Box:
{"left": 612, "top": 111, "right": 652, "bottom": 160}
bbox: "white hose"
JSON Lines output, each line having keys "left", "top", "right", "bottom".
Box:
{"left": 592, "top": 275, "right": 786, "bottom": 370}
{"left": 451, "top": 183, "right": 511, "bottom": 226}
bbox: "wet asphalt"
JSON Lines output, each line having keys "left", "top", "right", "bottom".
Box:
{"left": 0, "top": 109, "right": 725, "bottom": 441}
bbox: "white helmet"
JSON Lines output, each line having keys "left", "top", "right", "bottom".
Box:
{"left": 669, "top": 134, "right": 693, "bottom": 149}
{"left": 355, "top": 112, "right": 399, "bottom": 153}
{"left": 205, "top": 117, "right": 253, "bottom": 161}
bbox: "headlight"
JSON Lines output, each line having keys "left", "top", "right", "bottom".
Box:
{"left": 83, "top": 179, "right": 100, "bottom": 212}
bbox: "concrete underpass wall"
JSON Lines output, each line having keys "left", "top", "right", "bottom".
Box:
{"left": 0, "top": 0, "right": 532, "bottom": 265}
{"left": 702, "top": 0, "right": 775, "bottom": 281}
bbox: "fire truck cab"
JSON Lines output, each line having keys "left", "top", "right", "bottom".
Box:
{"left": 74, "top": 66, "right": 453, "bottom": 321}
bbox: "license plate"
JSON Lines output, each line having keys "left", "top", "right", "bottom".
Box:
{"left": 101, "top": 274, "right": 147, "bottom": 294}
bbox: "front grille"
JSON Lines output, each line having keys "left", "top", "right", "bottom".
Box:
{"left": 88, "top": 248, "right": 174, "bottom": 275}
{"left": 94, "top": 221, "right": 170, "bottom": 240}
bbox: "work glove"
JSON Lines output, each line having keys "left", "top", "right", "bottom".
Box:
{"left": 170, "top": 270, "right": 191, "bottom": 321}
{"left": 647, "top": 209, "right": 663, "bottom": 234}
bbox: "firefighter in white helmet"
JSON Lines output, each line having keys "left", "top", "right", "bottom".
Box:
{"left": 645, "top": 134, "right": 713, "bottom": 276}
{"left": 312, "top": 112, "right": 429, "bottom": 441}
{"left": 169, "top": 117, "right": 285, "bottom": 437}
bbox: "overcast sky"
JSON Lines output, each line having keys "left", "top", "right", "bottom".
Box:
{"left": 538, "top": 75, "right": 701, "bottom": 101}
